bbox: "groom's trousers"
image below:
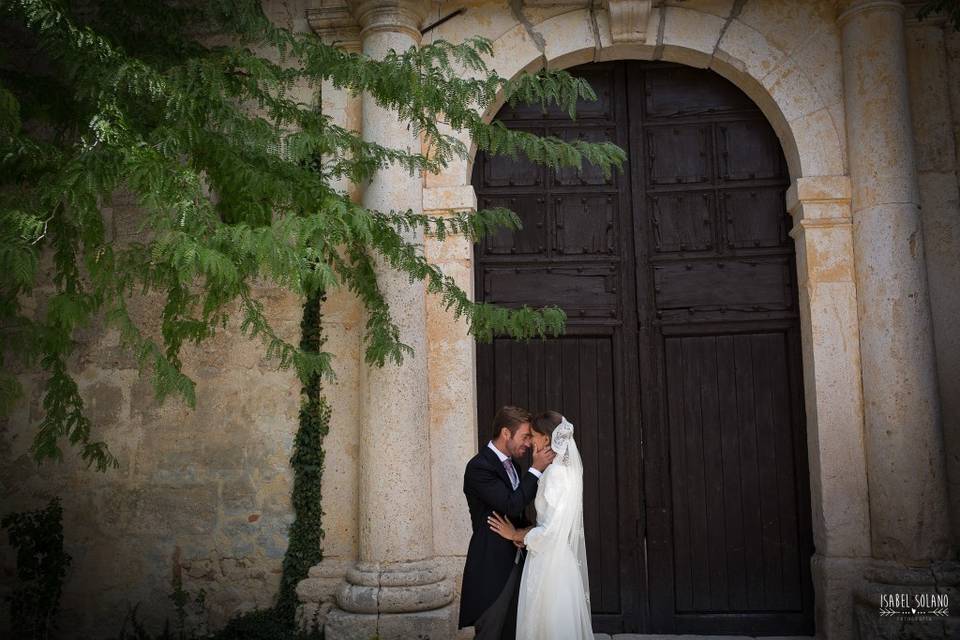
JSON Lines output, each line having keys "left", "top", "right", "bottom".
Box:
{"left": 473, "top": 549, "right": 524, "bottom": 640}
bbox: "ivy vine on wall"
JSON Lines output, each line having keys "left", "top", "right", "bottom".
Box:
{"left": 275, "top": 288, "right": 330, "bottom": 624}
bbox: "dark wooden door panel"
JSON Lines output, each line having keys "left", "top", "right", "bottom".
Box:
{"left": 721, "top": 188, "right": 790, "bottom": 249}
{"left": 649, "top": 192, "right": 716, "bottom": 253}
{"left": 473, "top": 60, "right": 814, "bottom": 636}
{"left": 479, "top": 195, "right": 547, "bottom": 255}
{"left": 646, "top": 124, "right": 713, "bottom": 186}
{"left": 476, "top": 336, "right": 623, "bottom": 619}
{"left": 642, "top": 65, "right": 756, "bottom": 118}
{"left": 652, "top": 258, "right": 794, "bottom": 311}
{"left": 554, "top": 194, "right": 618, "bottom": 255}
{"left": 664, "top": 333, "right": 806, "bottom": 614}
{"left": 717, "top": 121, "right": 785, "bottom": 182}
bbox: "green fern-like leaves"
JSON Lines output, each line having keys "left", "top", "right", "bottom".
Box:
{"left": 0, "top": 0, "right": 626, "bottom": 470}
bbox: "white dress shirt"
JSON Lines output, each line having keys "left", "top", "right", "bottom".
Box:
{"left": 487, "top": 441, "right": 543, "bottom": 480}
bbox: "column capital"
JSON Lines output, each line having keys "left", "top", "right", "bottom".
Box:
{"left": 903, "top": 0, "right": 950, "bottom": 26}
{"left": 348, "top": 0, "right": 431, "bottom": 42}
{"left": 308, "top": 0, "right": 361, "bottom": 51}
{"left": 835, "top": 0, "right": 904, "bottom": 26}
{"left": 786, "top": 175, "right": 852, "bottom": 211}
{"left": 786, "top": 176, "right": 853, "bottom": 230}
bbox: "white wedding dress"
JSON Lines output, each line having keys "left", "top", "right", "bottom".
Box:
{"left": 517, "top": 417, "right": 593, "bottom": 640}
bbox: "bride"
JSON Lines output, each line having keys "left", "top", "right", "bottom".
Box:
{"left": 487, "top": 411, "right": 593, "bottom": 640}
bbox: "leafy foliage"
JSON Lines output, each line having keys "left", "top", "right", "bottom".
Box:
{"left": 168, "top": 567, "right": 208, "bottom": 640}
{"left": 275, "top": 288, "right": 329, "bottom": 623}
{"left": 0, "top": 0, "right": 626, "bottom": 471}
{"left": 1, "top": 497, "right": 72, "bottom": 640}
{"left": 917, "top": 0, "right": 960, "bottom": 30}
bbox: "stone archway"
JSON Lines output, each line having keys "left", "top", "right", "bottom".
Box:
{"left": 472, "top": 58, "right": 818, "bottom": 634}
{"left": 305, "top": 4, "right": 956, "bottom": 639}
{"left": 422, "top": 6, "right": 870, "bottom": 639}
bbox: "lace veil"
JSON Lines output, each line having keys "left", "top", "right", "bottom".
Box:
{"left": 550, "top": 416, "right": 590, "bottom": 612}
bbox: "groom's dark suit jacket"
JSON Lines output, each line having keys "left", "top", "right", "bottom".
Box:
{"left": 458, "top": 444, "right": 539, "bottom": 629}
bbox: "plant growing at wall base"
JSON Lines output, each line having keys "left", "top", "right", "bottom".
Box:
{"left": 175, "top": 290, "right": 330, "bottom": 636}
{"left": 274, "top": 287, "right": 329, "bottom": 624}
{"left": 1, "top": 496, "right": 72, "bottom": 640}
{"left": 169, "top": 564, "right": 207, "bottom": 639}
{"left": 0, "top": 0, "right": 626, "bottom": 471}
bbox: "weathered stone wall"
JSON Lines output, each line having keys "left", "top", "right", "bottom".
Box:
{"left": 911, "top": 17, "right": 960, "bottom": 555}
{"left": 0, "top": 1, "right": 365, "bottom": 637}
{"left": 0, "top": 187, "right": 364, "bottom": 637}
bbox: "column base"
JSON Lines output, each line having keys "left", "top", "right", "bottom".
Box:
{"left": 812, "top": 554, "right": 871, "bottom": 640}
{"left": 324, "top": 559, "right": 457, "bottom": 638}
{"left": 853, "top": 558, "right": 960, "bottom": 639}
{"left": 336, "top": 558, "right": 454, "bottom": 613}
{"left": 324, "top": 603, "right": 457, "bottom": 640}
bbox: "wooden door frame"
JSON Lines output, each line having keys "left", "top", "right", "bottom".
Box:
{"left": 425, "top": 17, "right": 871, "bottom": 638}
{"left": 470, "top": 59, "right": 817, "bottom": 634}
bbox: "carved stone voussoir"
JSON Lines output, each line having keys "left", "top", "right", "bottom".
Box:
{"left": 607, "top": 0, "right": 654, "bottom": 44}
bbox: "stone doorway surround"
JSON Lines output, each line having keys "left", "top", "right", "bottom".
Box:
{"left": 300, "top": 2, "right": 958, "bottom": 639}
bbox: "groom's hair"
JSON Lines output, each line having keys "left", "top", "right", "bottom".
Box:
{"left": 491, "top": 405, "right": 532, "bottom": 440}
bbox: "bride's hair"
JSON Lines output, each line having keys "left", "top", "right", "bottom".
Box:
{"left": 531, "top": 410, "right": 563, "bottom": 443}
{"left": 525, "top": 410, "right": 562, "bottom": 526}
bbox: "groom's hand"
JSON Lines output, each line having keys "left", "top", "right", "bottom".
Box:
{"left": 531, "top": 445, "right": 555, "bottom": 472}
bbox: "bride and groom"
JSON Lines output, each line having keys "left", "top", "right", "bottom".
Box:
{"left": 459, "top": 406, "right": 592, "bottom": 640}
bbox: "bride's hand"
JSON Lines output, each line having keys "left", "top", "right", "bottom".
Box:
{"left": 488, "top": 512, "right": 521, "bottom": 542}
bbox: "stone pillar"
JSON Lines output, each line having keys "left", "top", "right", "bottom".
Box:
{"left": 423, "top": 185, "right": 481, "bottom": 609}
{"left": 787, "top": 176, "right": 872, "bottom": 640}
{"left": 904, "top": 1, "right": 960, "bottom": 560}
{"left": 839, "top": 1, "right": 959, "bottom": 636}
{"left": 839, "top": 0, "right": 951, "bottom": 564}
{"left": 323, "top": 1, "right": 457, "bottom": 639}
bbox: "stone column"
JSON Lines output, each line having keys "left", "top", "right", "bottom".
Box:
{"left": 904, "top": 0, "right": 960, "bottom": 560}
{"left": 787, "top": 176, "right": 872, "bottom": 640}
{"left": 839, "top": 1, "right": 959, "bottom": 636}
{"left": 324, "top": 1, "right": 457, "bottom": 639}
{"left": 423, "top": 185, "right": 480, "bottom": 560}
{"left": 839, "top": 0, "right": 951, "bottom": 564}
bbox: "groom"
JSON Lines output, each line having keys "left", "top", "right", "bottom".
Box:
{"left": 458, "top": 406, "right": 555, "bottom": 639}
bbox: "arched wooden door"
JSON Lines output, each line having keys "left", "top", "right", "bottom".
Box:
{"left": 472, "top": 61, "right": 815, "bottom": 636}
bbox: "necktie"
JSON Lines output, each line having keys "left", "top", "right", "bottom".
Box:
{"left": 503, "top": 458, "right": 519, "bottom": 490}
